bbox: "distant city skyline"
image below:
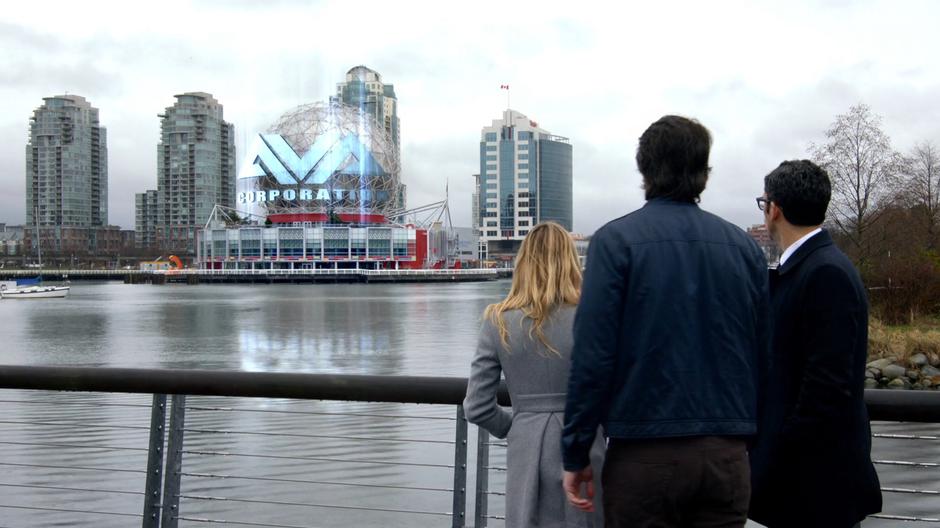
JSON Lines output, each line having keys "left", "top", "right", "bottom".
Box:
{"left": 2, "top": 1, "right": 940, "bottom": 234}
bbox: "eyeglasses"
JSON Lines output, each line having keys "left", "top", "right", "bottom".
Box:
{"left": 756, "top": 197, "right": 770, "bottom": 212}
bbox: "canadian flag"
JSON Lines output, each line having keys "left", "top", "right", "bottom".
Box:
{"left": 500, "top": 84, "right": 510, "bottom": 90}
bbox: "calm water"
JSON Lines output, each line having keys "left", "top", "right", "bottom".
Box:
{"left": 0, "top": 282, "right": 936, "bottom": 527}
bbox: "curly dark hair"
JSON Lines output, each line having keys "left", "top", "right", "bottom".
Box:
{"left": 764, "top": 160, "right": 831, "bottom": 226}
{"left": 636, "top": 115, "right": 712, "bottom": 203}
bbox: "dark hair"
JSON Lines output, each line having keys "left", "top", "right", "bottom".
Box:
{"left": 763, "top": 160, "right": 831, "bottom": 226}
{"left": 636, "top": 115, "right": 712, "bottom": 202}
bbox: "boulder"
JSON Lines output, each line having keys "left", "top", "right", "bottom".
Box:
{"left": 887, "top": 378, "right": 908, "bottom": 389}
{"left": 910, "top": 353, "right": 929, "bottom": 368}
{"left": 928, "top": 353, "right": 940, "bottom": 367}
{"left": 922, "top": 365, "right": 940, "bottom": 378}
{"left": 867, "top": 358, "right": 897, "bottom": 370}
{"left": 882, "top": 364, "right": 907, "bottom": 381}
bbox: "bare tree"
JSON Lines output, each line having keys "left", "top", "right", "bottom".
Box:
{"left": 904, "top": 141, "right": 940, "bottom": 244}
{"left": 809, "top": 103, "right": 902, "bottom": 264}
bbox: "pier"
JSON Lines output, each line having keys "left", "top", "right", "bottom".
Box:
{"left": 0, "top": 268, "right": 508, "bottom": 284}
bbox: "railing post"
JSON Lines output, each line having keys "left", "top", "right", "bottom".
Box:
{"left": 474, "top": 427, "right": 490, "bottom": 528}
{"left": 141, "top": 394, "right": 167, "bottom": 528}
{"left": 161, "top": 394, "right": 186, "bottom": 528}
{"left": 452, "top": 405, "right": 468, "bottom": 528}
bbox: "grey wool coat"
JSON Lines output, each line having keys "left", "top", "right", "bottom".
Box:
{"left": 464, "top": 306, "right": 605, "bottom": 528}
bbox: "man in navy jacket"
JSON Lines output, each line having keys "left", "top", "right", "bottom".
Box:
{"left": 748, "top": 160, "right": 881, "bottom": 527}
{"left": 562, "top": 115, "right": 769, "bottom": 527}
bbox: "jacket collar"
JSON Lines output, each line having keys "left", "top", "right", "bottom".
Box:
{"left": 643, "top": 197, "right": 699, "bottom": 207}
{"left": 777, "top": 229, "right": 833, "bottom": 276}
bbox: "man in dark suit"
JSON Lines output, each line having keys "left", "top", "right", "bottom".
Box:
{"left": 749, "top": 160, "right": 882, "bottom": 527}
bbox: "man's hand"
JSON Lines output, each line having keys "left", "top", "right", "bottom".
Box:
{"left": 563, "top": 466, "right": 595, "bottom": 512}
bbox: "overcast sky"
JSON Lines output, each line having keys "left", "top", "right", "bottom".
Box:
{"left": 1, "top": 0, "right": 939, "bottom": 234}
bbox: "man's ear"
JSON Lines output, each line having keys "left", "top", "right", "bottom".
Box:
{"left": 769, "top": 202, "right": 783, "bottom": 223}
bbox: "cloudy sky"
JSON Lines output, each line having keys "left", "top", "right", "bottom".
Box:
{"left": 1, "top": 0, "right": 939, "bottom": 234}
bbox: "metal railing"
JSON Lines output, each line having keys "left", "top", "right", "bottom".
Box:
{"left": 0, "top": 365, "right": 938, "bottom": 527}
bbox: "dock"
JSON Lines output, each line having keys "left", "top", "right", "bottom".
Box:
{"left": 0, "top": 268, "right": 508, "bottom": 284}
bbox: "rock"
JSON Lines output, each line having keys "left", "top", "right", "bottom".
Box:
{"left": 913, "top": 383, "right": 924, "bottom": 390}
{"left": 867, "top": 358, "right": 897, "bottom": 370}
{"left": 865, "top": 369, "right": 876, "bottom": 379}
{"left": 927, "top": 375, "right": 940, "bottom": 388}
{"left": 907, "top": 369, "right": 921, "bottom": 381}
{"left": 910, "top": 353, "right": 929, "bottom": 368}
{"left": 922, "top": 365, "right": 940, "bottom": 377}
{"left": 887, "top": 378, "right": 908, "bottom": 389}
{"left": 882, "top": 364, "right": 907, "bottom": 380}
{"left": 928, "top": 353, "right": 940, "bottom": 367}
{"left": 864, "top": 378, "right": 879, "bottom": 389}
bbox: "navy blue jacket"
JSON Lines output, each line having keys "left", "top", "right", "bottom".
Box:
{"left": 562, "top": 199, "right": 770, "bottom": 471}
{"left": 748, "top": 230, "right": 881, "bottom": 527}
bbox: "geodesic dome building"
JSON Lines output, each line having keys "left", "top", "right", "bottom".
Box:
{"left": 236, "top": 100, "right": 404, "bottom": 221}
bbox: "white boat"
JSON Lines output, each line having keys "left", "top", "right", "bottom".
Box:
{"left": 0, "top": 285, "right": 70, "bottom": 299}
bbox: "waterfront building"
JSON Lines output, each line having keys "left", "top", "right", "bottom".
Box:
{"left": 135, "top": 92, "right": 236, "bottom": 253}
{"left": 471, "top": 174, "right": 481, "bottom": 234}
{"left": 25, "top": 95, "right": 111, "bottom": 254}
{"left": 476, "top": 109, "right": 573, "bottom": 261}
{"left": 201, "top": 69, "right": 439, "bottom": 270}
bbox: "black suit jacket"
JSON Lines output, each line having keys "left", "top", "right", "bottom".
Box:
{"left": 749, "top": 230, "right": 882, "bottom": 528}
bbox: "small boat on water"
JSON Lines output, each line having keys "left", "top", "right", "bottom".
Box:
{"left": 1, "top": 285, "right": 70, "bottom": 299}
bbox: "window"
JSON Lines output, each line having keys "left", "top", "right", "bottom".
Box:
{"left": 485, "top": 145, "right": 497, "bottom": 151}
{"left": 485, "top": 183, "right": 497, "bottom": 189}
{"left": 517, "top": 153, "right": 529, "bottom": 160}
{"left": 518, "top": 201, "right": 529, "bottom": 208}
{"left": 485, "top": 155, "right": 497, "bottom": 161}
{"left": 484, "top": 132, "right": 497, "bottom": 141}
{"left": 486, "top": 230, "right": 498, "bottom": 236}
{"left": 485, "top": 192, "right": 497, "bottom": 199}
{"left": 518, "top": 131, "right": 532, "bottom": 140}
{"left": 518, "top": 220, "right": 529, "bottom": 227}
{"left": 486, "top": 164, "right": 497, "bottom": 171}
{"left": 518, "top": 182, "right": 529, "bottom": 189}
{"left": 518, "top": 163, "right": 529, "bottom": 169}
{"left": 486, "top": 221, "right": 497, "bottom": 227}
{"left": 518, "top": 230, "right": 529, "bottom": 236}
{"left": 518, "top": 144, "right": 529, "bottom": 151}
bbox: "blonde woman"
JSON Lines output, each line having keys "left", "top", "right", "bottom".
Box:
{"left": 464, "top": 222, "right": 604, "bottom": 528}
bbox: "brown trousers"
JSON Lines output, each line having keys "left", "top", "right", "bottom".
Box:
{"left": 602, "top": 436, "right": 750, "bottom": 528}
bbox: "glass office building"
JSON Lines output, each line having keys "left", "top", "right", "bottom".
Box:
{"left": 476, "top": 109, "right": 572, "bottom": 260}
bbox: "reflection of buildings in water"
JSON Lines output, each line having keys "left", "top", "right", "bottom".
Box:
{"left": 238, "top": 291, "right": 402, "bottom": 375}
{"left": 154, "top": 299, "right": 240, "bottom": 369}
{"left": 25, "top": 306, "right": 110, "bottom": 364}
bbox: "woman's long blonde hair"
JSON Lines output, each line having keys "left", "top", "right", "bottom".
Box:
{"left": 484, "top": 221, "right": 582, "bottom": 355}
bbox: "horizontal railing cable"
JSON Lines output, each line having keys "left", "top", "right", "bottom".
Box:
{"left": 181, "top": 427, "right": 454, "bottom": 444}
{"left": 181, "top": 448, "right": 454, "bottom": 469}
{"left": 869, "top": 513, "right": 940, "bottom": 523}
{"left": 185, "top": 405, "right": 457, "bottom": 420}
{"left": 177, "top": 494, "right": 452, "bottom": 517}
{"left": 0, "top": 440, "right": 147, "bottom": 452}
{"left": 0, "top": 482, "right": 144, "bottom": 496}
{"left": 0, "top": 504, "right": 142, "bottom": 519}
{"left": 177, "top": 516, "right": 333, "bottom": 527}
{"left": 0, "top": 419, "right": 151, "bottom": 431}
{"left": 182, "top": 471, "right": 454, "bottom": 493}
{"left": 0, "top": 461, "right": 145, "bottom": 474}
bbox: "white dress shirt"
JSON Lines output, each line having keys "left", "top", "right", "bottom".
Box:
{"left": 778, "top": 228, "right": 822, "bottom": 267}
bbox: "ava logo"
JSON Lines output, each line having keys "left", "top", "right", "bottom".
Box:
{"left": 238, "top": 131, "right": 386, "bottom": 185}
